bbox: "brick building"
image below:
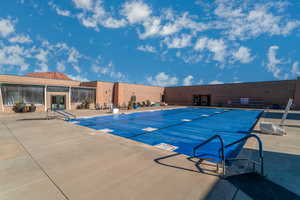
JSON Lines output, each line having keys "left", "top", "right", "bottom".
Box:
{"left": 0, "top": 72, "right": 299, "bottom": 112}
{"left": 0, "top": 73, "right": 164, "bottom": 113}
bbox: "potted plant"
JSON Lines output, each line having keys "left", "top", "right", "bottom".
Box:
{"left": 146, "top": 100, "right": 151, "bottom": 107}
{"left": 84, "top": 100, "right": 90, "bottom": 109}
{"left": 128, "top": 100, "right": 133, "bottom": 110}
{"left": 130, "top": 95, "right": 136, "bottom": 103}
{"left": 133, "top": 102, "right": 137, "bottom": 109}
{"left": 29, "top": 104, "right": 36, "bottom": 112}
{"left": 14, "top": 102, "right": 26, "bottom": 113}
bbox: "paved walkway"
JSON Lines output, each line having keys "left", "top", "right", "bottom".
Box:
{"left": 0, "top": 108, "right": 300, "bottom": 200}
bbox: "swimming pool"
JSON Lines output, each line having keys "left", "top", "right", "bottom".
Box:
{"left": 68, "top": 108, "right": 262, "bottom": 161}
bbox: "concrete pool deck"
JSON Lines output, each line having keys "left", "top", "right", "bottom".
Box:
{"left": 1, "top": 107, "right": 300, "bottom": 200}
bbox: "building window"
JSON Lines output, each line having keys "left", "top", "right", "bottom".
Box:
{"left": 47, "top": 86, "right": 69, "bottom": 92}
{"left": 1, "top": 84, "right": 44, "bottom": 106}
{"left": 71, "top": 88, "right": 96, "bottom": 103}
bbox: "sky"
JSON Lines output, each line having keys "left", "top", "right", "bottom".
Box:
{"left": 0, "top": 0, "right": 300, "bottom": 86}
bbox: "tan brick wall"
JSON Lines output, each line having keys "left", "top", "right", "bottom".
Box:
{"left": 165, "top": 80, "right": 297, "bottom": 108}
{"left": 92, "top": 82, "right": 115, "bottom": 105}
{"left": 294, "top": 78, "right": 300, "bottom": 109}
{"left": 116, "top": 83, "right": 164, "bottom": 106}
{"left": 3, "top": 105, "right": 45, "bottom": 113}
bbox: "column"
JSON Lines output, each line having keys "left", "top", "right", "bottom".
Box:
{"left": 69, "top": 86, "right": 71, "bottom": 110}
{"left": 44, "top": 85, "right": 47, "bottom": 111}
{"left": 0, "top": 84, "right": 4, "bottom": 112}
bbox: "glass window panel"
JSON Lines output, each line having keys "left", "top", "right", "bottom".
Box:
{"left": 71, "top": 88, "right": 95, "bottom": 103}
{"left": 1, "top": 84, "right": 44, "bottom": 106}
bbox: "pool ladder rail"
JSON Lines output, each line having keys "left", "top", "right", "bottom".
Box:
{"left": 47, "top": 109, "right": 77, "bottom": 120}
{"left": 193, "top": 134, "right": 264, "bottom": 177}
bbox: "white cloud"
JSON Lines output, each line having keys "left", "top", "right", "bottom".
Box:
{"left": 209, "top": 80, "right": 223, "bottom": 84}
{"left": 0, "top": 18, "right": 15, "bottom": 37}
{"left": 72, "top": 0, "right": 93, "bottom": 11}
{"left": 0, "top": 44, "right": 29, "bottom": 71}
{"left": 75, "top": 1, "right": 127, "bottom": 30}
{"left": 67, "top": 48, "right": 81, "bottom": 63}
{"left": 183, "top": 75, "right": 193, "bottom": 86}
{"left": 73, "top": 65, "right": 81, "bottom": 73}
{"left": 35, "top": 49, "right": 48, "bottom": 63}
{"left": 137, "top": 45, "right": 156, "bottom": 53}
{"left": 194, "top": 37, "right": 227, "bottom": 62}
{"left": 164, "top": 34, "right": 192, "bottom": 49}
{"left": 194, "top": 37, "right": 208, "bottom": 51}
{"left": 214, "top": 2, "right": 300, "bottom": 40}
{"left": 9, "top": 34, "right": 32, "bottom": 43}
{"left": 138, "top": 17, "right": 161, "bottom": 39}
{"left": 266, "top": 45, "right": 282, "bottom": 79}
{"left": 49, "top": 2, "right": 71, "bottom": 17}
{"left": 147, "top": 72, "right": 178, "bottom": 86}
{"left": 92, "top": 62, "right": 125, "bottom": 80}
{"left": 68, "top": 74, "right": 89, "bottom": 82}
{"left": 121, "top": 1, "right": 152, "bottom": 24}
{"left": 233, "top": 46, "right": 253, "bottom": 63}
{"left": 34, "top": 62, "right": 48, "bottom": 72}
{"left": 56, "top": 8, "right": 71, "bottom": 17}
{"left": 56, "top": 62, "right": 66, "bottom": 72}
{"left": 291, "top": 62, "right": 300, "bottom": 76}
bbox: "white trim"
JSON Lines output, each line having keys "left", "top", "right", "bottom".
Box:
{"left": 0, "top": 85, "right": 4, "bottom": 112}
{"left": 69, "top": 86, "right": 71, "bottom": 110}
{"left": 44, "top": 85, "right": 47, "bottom": 111}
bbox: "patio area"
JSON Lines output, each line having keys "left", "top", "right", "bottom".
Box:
{"left": 1, "top": 108, "right": 300, "bottom": 200}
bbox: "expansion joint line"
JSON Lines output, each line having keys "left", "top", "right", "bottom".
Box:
{"left": 0, "top": 121, "right": 70, "bottom": 200}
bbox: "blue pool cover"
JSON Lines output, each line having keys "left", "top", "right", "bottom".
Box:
{"left": 68, "top": 108, "right": 262, "bottom": 162}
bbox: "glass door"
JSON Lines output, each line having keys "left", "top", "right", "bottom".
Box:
{"left": 51, "top": 95, "right": 66, "bottom": 110}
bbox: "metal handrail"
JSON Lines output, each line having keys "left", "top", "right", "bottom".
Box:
{"left": 54, "top": 110, "right": 76, "bottom": 120}
{"left": 224, "top": 134, "right": 264, "bottom": 176}
{"left": 193, "top": 135, "right": 226, "bottom": 176}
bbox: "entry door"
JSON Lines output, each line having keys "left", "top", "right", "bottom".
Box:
{"left": 193, "top": 95, "right": 211, "bottom": 106}
{"left": 193, "top": 95, "right": 201, "bottom": 105}
{"left": 51, "top": 95, "right": 66, "bottom": 110}
{"left": 200, "top": 95, "right": 209, "bottom": 106}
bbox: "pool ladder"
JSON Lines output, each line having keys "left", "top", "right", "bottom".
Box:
{"left": 193, "top": 134, "right": 264, "bottom": 177}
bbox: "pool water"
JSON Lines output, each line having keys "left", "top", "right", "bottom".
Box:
{"left": 68, "top": 108, "right": 262, "bottom": 161}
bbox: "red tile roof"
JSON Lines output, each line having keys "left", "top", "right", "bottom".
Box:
{"left": 25, "top": 72, "right": 72, "bottom": 80}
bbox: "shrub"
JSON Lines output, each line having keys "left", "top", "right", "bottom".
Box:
{"left": 142, "top": 101, "right": 146, "bottom": 107}
{"left": 130, "top": 95, "right": 136, "bottom": 103}
{"left": 14, "top": 102, "right": 26, "bottom": 113}
{"left": 29, "top": 104, "right": 36, "bottom": 112}
{"left": 146, "top": 100, "right": 151, "bottom": 107}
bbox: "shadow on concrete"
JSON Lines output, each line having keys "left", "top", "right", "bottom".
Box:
{"left": 154, "top": 153, "right": 219, "bottom": 177}
{"left": 283, "top": 124, "right": 300, "bottom": 128}
{"left": 251, "top": 129, "right": 283, "bottom": 136}
{"left": 204, "top": 148, "right": 300, "bottom": 200}
{"left": 263, "top": 112, "right": 300, "bottom": 120}
{"left": 223, "top": 173, "right": 300, "bottom": 200}
{"left": 17, "top": 117, "right": 55, "bottom": 121}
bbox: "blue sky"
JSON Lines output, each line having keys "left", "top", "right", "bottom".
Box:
{"left": 0, "top": 0, "right": 300, "bottom": 86}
